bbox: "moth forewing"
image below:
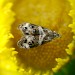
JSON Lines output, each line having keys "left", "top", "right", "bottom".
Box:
{"left": 17, "top": 23, "right": 60, "bottom": 49}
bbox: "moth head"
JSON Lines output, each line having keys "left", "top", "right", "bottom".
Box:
{"left": 18, "top": 23, "right": 39, "bottom": 35}
{"left": 18, "top": 23, "right": 29, "bottom": 34}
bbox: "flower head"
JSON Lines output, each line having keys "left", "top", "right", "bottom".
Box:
{"left": 0, "top": 0, "right": 75, "bottom": 75}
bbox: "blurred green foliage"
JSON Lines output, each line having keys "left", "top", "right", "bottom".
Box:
{"left": 54, "top": 58, "right": 75, "bottom": 75}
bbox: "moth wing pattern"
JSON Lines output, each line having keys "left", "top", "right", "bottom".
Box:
{"left": 17, "top": 23, "right": 60, "bottom": 49}
{"left": 18, "top": 23, "right": 39, "bottom": 35}
{"left": 17, "top": 35, "right": 40, "bottom": 49}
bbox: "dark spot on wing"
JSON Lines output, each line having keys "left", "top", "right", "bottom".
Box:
{"left": 24, "top": 39, "right": 27, "bottom": 43}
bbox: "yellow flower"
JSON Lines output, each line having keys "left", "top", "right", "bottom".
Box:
{"left": 0, "top": 0, "right": 75, "bottom": 75}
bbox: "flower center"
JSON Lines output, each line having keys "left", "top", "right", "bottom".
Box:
{"left": 11, "top": 0, "right": 73, "bottom": 71}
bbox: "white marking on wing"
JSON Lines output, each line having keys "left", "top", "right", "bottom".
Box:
{"left": 38, "top": 26, "right": 46, "bottom": 45}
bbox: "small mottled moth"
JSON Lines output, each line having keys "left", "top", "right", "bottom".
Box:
{"left": 17, "top": 23, "right": 60, "bottom": 49}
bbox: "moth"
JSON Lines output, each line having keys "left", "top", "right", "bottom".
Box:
{"left": 17, "top": 23, "right": 60, "bottom": 49}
